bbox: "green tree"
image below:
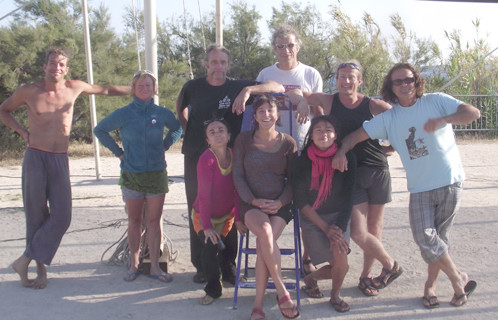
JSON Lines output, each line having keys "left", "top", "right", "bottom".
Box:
{"left": 224, "top": 1, "right": 273, "bottom": 80}
{"left": 390, "top": 13, "right": 442, "bottom": 69}
{"left": 268, "top": 1, "right": 334, "bottom": 82}
{"left": 328, "top": 5, "right": 392, "bottom": 96}
{"left": 0, "top": 0, "right": 132, "bottom": 149}
{"left": 443, "top": 19, "right": 498, "bottom": 95}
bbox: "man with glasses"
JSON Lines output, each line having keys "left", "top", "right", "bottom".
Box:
{"left": 290, "top": 60, "right": 402, "bottom": 303}
{"left": 0, "top": 46, "right": 130, "bottom": 289}
{"left": 176, "top": 43, "right": 284, "bottom": 284}
{"left": 256, "top": 24, "right": 323, "bottom": 152}
{"left": 255, "top": 24, "right": 323, "bottom": 277}
{"left": 331, "top": 63, "right": 479, "bottom": 309}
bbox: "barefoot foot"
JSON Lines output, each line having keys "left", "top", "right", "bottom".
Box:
{"left": 33, "top": 261, "right": 47, "bottom": 289}
{"left": 12, "top": 255, "right": 34, "bottom": 288}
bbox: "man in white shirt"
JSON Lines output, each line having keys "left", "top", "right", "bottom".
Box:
{"left": 257, "top": 24, "right": 323, "bottom": 276}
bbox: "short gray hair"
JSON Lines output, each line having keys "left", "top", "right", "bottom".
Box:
{"left": 271, "top": 25, "right": 302, "bottom": 46}
{"left": 204, "top": 44, "right": 231, "bottom": 63}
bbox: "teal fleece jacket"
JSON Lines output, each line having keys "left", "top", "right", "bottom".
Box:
{"left": 94, "top": 96, "right": 182, "bottom": 173}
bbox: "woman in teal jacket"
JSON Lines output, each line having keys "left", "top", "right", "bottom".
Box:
{"left": 94, "top": 70, "right": 182, "bottom": 282}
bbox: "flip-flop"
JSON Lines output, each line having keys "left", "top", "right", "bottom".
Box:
{"left": 422, "top": 295, "right": 440, "bottom": 309}
{"left": 123, "top": 270, "right": 140, "bottom": 282}
{"left": 450, "top": 280, "right": 477, "bottom": 307}
{"left": 148, "top": 272, "right": 173, "bottom": 283}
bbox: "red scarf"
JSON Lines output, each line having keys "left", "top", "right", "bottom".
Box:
{"left": 307, "top": 142, "right": 338, "bottom": 210}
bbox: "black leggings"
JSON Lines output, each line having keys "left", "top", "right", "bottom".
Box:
{"left": 184, "top": 154, "right": 237, "bottom": 275}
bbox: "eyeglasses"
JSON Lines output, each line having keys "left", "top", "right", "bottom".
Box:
{"left": 392, "top": 77, "right": 415, "bottom": 86}
{"left": 275, "top": 43, "right": 297, "bottom": 50}
{"left": 337, "top": 62, "right": 361, "bottom": 71}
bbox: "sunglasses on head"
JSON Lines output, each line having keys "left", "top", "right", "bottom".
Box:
{"left": 203, "top": 117, "right": 225, "bottom": 126}
{"left": 275, "top": 42, "right": 297, "bottom": 50}
{"left": 133, "top": 70, "right": 156, "bottom": 80}
{"left": 392, "top": 77, "right": 415, "bottom": 86}
{"left": 337, "top": 62, "right": 360, "bottom": 71}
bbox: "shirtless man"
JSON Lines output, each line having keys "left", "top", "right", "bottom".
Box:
{"left": 0, "top": 47, "right": 130, "bottom": 289}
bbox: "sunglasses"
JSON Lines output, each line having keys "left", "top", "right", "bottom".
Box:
{"left": 275, "top": 42, "right": 297, "bottom": 50}
{"left": 133, "top": 70, "right": 156, "bottom": 80}
{"left": 392, "top": 77, "right": 415, "bottom": 86}
{"left": 203, "top": 117, "right": 225, "bottom": 126}
{"left": 337, "top": 62, "right": 361, "bottom": 71}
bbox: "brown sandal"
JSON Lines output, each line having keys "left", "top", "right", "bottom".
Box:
{"left": 373, "top": 261, "right": 403, "bottom": 289}
{"left": 330, "top": 298, "right": 350, "bottom": 312}
{"left": 301, "top": 275, "right": 323, "bottom": 298}
{"left": 358, "top": 277, "right": 379, "bottom": 296}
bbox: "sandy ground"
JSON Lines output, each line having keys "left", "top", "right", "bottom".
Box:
{"left": 0, "top": 142, "right": 497, "bottom": 320}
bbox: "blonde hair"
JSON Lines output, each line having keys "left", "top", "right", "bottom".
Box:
{"left": 131, "top": 70, "right": 158, "bottom": 97}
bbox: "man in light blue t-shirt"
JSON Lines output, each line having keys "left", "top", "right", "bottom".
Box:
{"left": 332, "top": 63, "right": 480, "bottom": 309}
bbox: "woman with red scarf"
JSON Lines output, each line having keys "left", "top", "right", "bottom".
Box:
{"left": 292, "top": 115, "right": 357, "bottom": 313}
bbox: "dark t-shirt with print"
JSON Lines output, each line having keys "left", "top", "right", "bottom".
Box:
{"left": 178, "top": 77, "right": 258, "bottom": 157}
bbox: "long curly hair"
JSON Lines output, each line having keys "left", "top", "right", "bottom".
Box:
{"left": 381, "top": 63, "right": 425, "bottom": 103}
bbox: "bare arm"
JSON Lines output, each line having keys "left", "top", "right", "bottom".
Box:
{"left": 300, "top": 204, "right": 329, "bottom": 233}
{"left": 311, "top": 105, "right": 325, "bottom": 117}
{"left": 287, "top": 89, "right": 311, "bottom": 124}
{"left": 176, "top": 95, "right": 188, "bottom": 132}
{"left": 424, "top": 103, "right": 481, "bottom": 132}
{"left": 331, "top": 127, "right": 370, "bottom": 172}
{"left": 76, "top": 80, "right": 131, "bottom": 96}
{"left": 369, "top": 98, "right": 392, "bottom": 116}
{"left": 288, "top": 89, "right": 333, "bottom": 124}
{"left": 232, "top": 80, "right": 285, "bottom": 115}
{"left": 0, "top": 87, "right": 30, "bottom": 144}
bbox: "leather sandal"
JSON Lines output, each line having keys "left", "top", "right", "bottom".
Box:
{"left": 358, "top": 277, "right": 379, "bottom": 296}
{"left": 276, "top": 294, "right": 300, "bottom": 319}
{"left": 373, "top": 261, "right": 403, "bottom": 289}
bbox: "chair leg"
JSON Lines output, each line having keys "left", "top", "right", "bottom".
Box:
{"left": 293, "top": 208, "right": 301, "bottom": 309}
{"left": 231, "top": 209, "right": 304, "bottom": 311}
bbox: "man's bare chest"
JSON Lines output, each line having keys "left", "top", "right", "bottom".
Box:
{"left": 28, "top": 90, "right": 75, "bottom": 117}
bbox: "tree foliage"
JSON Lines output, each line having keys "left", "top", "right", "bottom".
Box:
{"left": 0, "top": 0, "right": 496, "bottom": 152}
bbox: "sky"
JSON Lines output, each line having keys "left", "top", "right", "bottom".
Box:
{"left": 1, "top": 0, "right": 497, "bottom": 59}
